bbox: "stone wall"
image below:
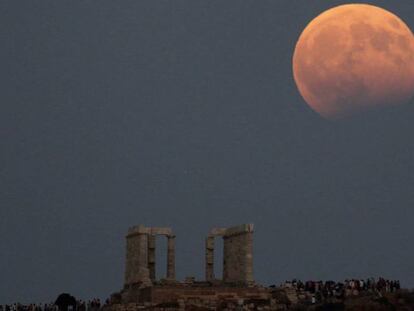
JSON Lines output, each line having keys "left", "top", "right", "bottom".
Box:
{"left": 111, "top": 285, "right": 271, "bottom": 311}
{"left": 148, "top": 285, "right": 269, "bottom": 305}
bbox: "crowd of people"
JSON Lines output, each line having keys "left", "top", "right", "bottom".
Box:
{"left": 74, "top": 299, "right": 104, "bottom": 311}
{"left": 282, "top": 277, "right": 401, "bottom": 301}
{"left": 0, "top": 304, "right": 57, "bottom": 311}
{"left": 0, "top": 299, "right": 107, "bottom": 311}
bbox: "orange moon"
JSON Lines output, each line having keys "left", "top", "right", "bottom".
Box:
{"left": 293, "top": 4, "right": 414, "bottom": 119}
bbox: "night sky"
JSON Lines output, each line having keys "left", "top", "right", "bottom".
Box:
{"left": 1, "top": 0, "right": 414, "bottom": 304}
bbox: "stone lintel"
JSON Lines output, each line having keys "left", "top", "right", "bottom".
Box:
{"left": 150, "top": 227, "right": 173, "bottom": 236}
{"left": 126, "top": 225, "right": 174, "bottom": 238}
{"left": 209, "top": 228, "right": 227, "bottom": 236}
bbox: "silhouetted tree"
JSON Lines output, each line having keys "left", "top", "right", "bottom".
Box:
{"left": 55, "top": 293, "right": 77, "bottom": 311}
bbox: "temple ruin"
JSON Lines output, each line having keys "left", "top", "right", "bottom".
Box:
{"left": 124, "top": 224, "right": 253, "bottom": 290}
{"left": 114, "top": 224, "right": 268, "bottom": 307}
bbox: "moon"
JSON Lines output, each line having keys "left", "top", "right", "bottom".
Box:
{"left": 293, "top": 4, "right": 414, "bottom": 119}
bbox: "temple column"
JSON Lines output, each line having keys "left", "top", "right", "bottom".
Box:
{"left": 148, "top": 234, "right": 156, "bottom": 281}
{"left": 205, "top": 236, "right": 215, "bottom": 281}
{"left": 124, "top": 229, "right": 151, "bottom": 287}
{"left": 167, "top": 235, "right": 176, "bottom": 280}
{"left": 245, "top": 230, "right": 254, "bottom": 284}
{"left": 222, "top": 224, "right": 254, "bottom": 285}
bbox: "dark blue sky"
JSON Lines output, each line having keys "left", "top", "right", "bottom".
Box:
{"left": 1, "top": 0, "right": 414, "bottom": 304}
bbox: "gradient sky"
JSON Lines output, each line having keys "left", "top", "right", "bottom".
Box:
{"left": 1, "top": 0, "right": 414, "bottom": 304}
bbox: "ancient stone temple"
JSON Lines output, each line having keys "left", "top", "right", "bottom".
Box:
{"left": 111, "top": 224, "right": 270, "bottom": 309}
